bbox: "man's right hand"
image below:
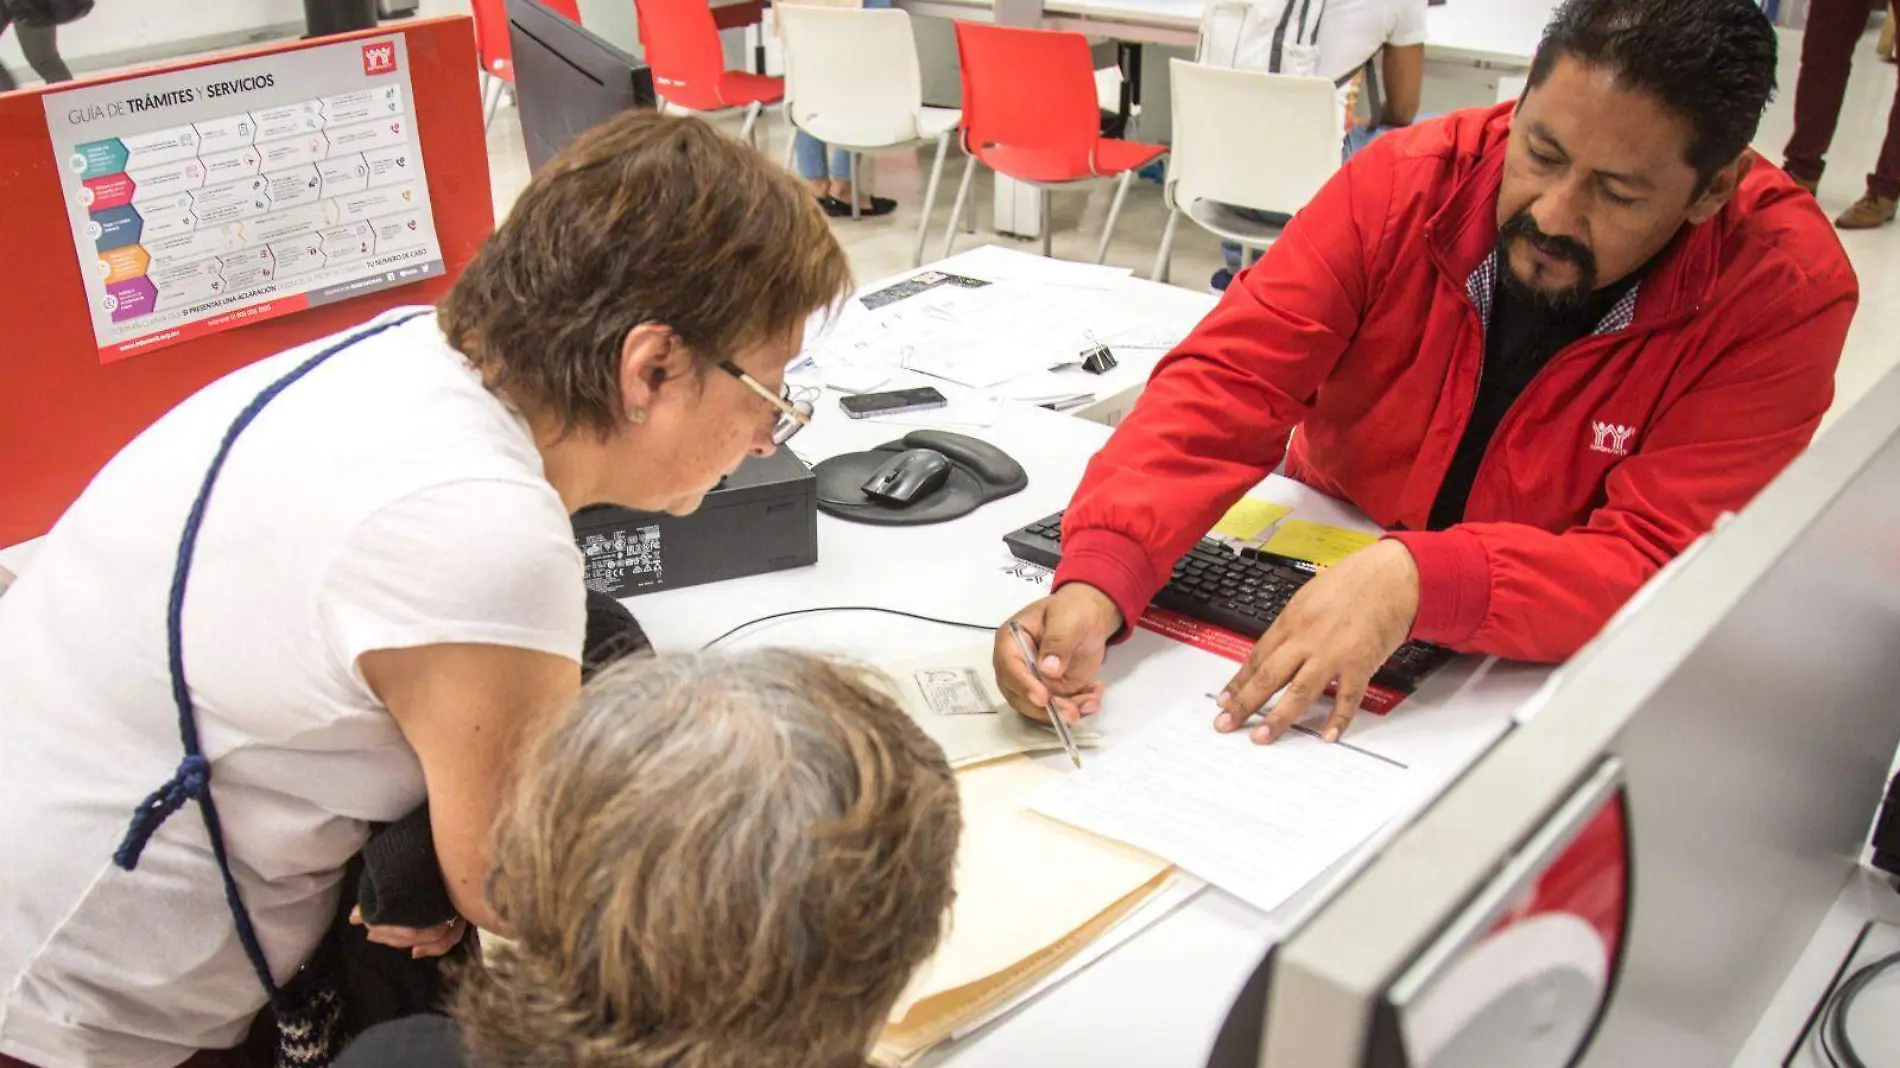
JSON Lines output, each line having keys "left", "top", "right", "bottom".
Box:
{"left": 993, "top": 583, "right": 1124, "bottom": 724}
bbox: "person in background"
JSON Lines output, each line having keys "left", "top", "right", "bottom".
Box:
{"left": 1783, "top": 0, "right": 1900, "bottom": 229}
{"left": 789, "top": 0, "right": 898, "bottom": 218}
{"left": 998, "top": 0, "right": 1856, "bottom": 748}
{"left": 1211, "top": 0, "right": 1429, "bottom": 292}
{"left": 333, "top": 650, "right": 963, "bottom": 1068}
{"left": 0, "top": 110, "right": 850, "bottom": 1068}
{"left": 0, "top": 1, "right": 76, "bottom": 92}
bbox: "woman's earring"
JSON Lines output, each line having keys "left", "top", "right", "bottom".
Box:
{"left": 627, "top": 406, "right": 647, "bottom": 424}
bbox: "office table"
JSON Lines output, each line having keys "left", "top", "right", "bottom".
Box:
{"left": 626, "top": 396, "right": 1554, "bottom": 1065}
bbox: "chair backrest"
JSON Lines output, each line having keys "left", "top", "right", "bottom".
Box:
{"left": 779, "top": 6, "right": 924, "bottom": 148}
{"left": 633, "top": 0, "right": 728, "bottom": 102}
{"left": 470, "top": 0, "right": 513, "bottom": 77}
{"left": 473, "top": 0, "right": 583, "bottom": 79}
{"left": 954, "top": 22, "right": 1102, "bottom": 176}
{"left": 1167, "top": 58, "right": 1341, "bottom": 218}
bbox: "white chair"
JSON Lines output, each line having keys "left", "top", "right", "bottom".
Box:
{"left": 1151, "top": 59, "right": 1343, "bottom": 284}
{"left": 775, "top": 5, "right": 961, "bottom": 267}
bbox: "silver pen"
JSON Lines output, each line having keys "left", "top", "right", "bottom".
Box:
{"left": 1008, "top": 620, "right": 1083, "bottom": 769}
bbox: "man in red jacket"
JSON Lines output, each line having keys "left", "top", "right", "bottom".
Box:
{"left": 995, "top": 0, "right": 1858, "bottom": 745}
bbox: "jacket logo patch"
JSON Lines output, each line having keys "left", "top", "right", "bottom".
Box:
{"left": 1590, "top": 421, "right": 1635, "bottom": 457}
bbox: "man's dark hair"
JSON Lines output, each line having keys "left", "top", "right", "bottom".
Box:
{"left": 1527, "top": 0, "right": 1778, "bottom": 181}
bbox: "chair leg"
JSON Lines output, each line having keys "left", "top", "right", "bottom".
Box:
{"left": 943, "top": 157, "right": 979, "bottom": 260}
{"left": 782, "top": 115, "right": 798, "bottom": 171}
{"left": 915, "top": 133, "right": 950, "bottom": 267}
{"left": 741, "top": 101, "right": 762, "bottom": 147}
{"left": 1039, "top": 189, "right": 1053, "bottom": 258}
{"left": 1151, "top": 207, "right": 1180, "bottom": 284}
{"left": 482, "top": 74, "right": 501, "bottom": 130}
{"left": 850, "top": 153, "right": 861, "bottom": 220}
{"left": 1097, "top": 170, "right": 1134, "bottom": 265}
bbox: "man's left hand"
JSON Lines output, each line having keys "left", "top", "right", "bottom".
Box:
{"left": 1214, "top": 539, "right": 1421, "bottom": 745}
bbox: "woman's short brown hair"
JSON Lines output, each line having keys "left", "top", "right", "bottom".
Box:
{"left": 455, "top": 650, "right": 961, "bottom": 1068}
{"left": 438, "top": 111, "right": 851, "bottom": 436}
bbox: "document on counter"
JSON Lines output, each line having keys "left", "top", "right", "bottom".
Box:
{"left": 1260, "top": 519, "right": 1381, "bottom": 567}
{"left": 1029, "top": 697, "right": 1413, "bottom": 914}
{"left": 876, "top": 757, "right": 1172, "bottom": 1067}
{"left": 1211, "top": 497, "right": 1294, "bottom": 541}
{"left": 880, "top": 645, "right": 1101, "bottom": 769}
{"left": 801, "top": 272, "right": 1181, "bottom": 388}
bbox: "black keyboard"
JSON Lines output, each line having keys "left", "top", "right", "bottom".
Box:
{"left": 1004, "top": 510, "right": 1456, "bottom": 695}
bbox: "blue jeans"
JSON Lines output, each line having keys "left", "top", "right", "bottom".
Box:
{"left": 791, "top": 0, "right": 891, "bottom": 182}
{"left": 1220, "top": 122, "right": 1402, "bottom": 271}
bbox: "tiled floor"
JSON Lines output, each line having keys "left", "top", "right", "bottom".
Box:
{"left": 476, "top": 23, "right": 1900, "bottom": 432}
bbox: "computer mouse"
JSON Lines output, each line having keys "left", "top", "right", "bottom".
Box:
{"left": 861, "top": 448, "right": 952, "bottom": 505}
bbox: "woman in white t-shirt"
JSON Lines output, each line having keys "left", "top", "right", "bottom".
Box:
{"left": 0, "top": 110, "right": 851, "bottom": 1068}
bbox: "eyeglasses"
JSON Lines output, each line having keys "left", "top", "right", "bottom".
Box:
{"left": 720, "top": 360, "right": 815, "bottom": 446}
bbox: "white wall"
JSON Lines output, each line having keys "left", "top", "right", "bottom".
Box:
{"left": 572, "top": 0, "right": 752, "bottom": 67}
{"left": 576, "top": 0, "right": 638, "bottom": 54}
{"left": 0, "top": 0, "right": 308, "bottom": 82}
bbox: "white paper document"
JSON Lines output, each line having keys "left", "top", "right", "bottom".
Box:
{"left": 1030, "top": 698, "right": 1414, "bottom": 914}
{"left": 798, "top": 269, "right": 1182, "bottom": 389}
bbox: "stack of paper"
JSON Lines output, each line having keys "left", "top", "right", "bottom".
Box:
{"left": 797, "top": 267, "right": 1182, "bottom": 392}
{"left": 875, "top": 757, "right": 1173, "bottom": 1066}
{"left": 1030, "top": 697, "right": 1413, "bottom": 914}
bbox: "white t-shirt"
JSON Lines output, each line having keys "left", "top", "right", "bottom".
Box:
{"left": 0, "top": 309, "right": 586, "bottom": 1068}
{"left": 1318, "top": 0, "right": 1429, "bottom": 83}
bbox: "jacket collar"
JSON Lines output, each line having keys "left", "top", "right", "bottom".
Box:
{"left": 1424, "top": 107, "right": 1725, "bottom": 336}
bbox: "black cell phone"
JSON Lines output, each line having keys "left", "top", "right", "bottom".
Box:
{"left": 837, "top": 386, "right": 949, "bottom": 419}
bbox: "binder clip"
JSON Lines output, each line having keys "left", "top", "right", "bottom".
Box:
{"left": 1080, "top": 343, "right": 1118, "bottom": 375}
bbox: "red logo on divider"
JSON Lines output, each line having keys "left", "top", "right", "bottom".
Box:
{"left": 362, "top": 42, "right": 399, "bottom": 75}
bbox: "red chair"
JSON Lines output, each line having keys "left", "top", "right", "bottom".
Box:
{"left": 470, "top": 0, "right": 584, "bottom": 128}
{"left": 943, "top": 22, "right": 1166, "bottom": 264}
{"left": 634, "top": 0, "right": 784, "bottom": 145}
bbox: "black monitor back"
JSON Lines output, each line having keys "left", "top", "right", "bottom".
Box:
{"left": 506, "top": 0, "right": 656, "bottom": 172}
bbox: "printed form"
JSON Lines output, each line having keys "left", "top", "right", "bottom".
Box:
{"left": 1031, "top": 696, "right": 1415, "bottom": 914}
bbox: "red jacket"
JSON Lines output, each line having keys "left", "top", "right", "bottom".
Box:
{"left": 1055, "top": 104, "right": 1858, "bottom": 663}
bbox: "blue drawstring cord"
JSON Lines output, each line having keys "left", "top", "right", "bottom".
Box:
{"left": 108, "top": 310, "right": 429, "bottom": 1007}
{"left": 113, "top": 754, "right": 210, "bottom": 869}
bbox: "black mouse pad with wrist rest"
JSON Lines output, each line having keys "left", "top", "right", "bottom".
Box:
{"left": 813, "top": 430, "right": 1028, "bottom": 526}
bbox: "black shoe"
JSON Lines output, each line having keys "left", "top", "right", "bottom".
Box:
{"left": 820, "top": 194, "right": 897, "bottom": 218}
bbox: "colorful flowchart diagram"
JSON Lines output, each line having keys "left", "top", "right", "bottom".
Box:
{"left": 66, "top": 84, "right": 432, "bottom": 325}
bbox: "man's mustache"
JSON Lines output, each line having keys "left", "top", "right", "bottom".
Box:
{"left": 1500, "top": 210, "right": 1598, "bottom": 278}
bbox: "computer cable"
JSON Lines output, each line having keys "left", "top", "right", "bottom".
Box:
{"left": 1818, "top": 947, "right": 1900, "bottom": 1068}
{"left": 700, "top": 607, "right": 999, "bottom": 650}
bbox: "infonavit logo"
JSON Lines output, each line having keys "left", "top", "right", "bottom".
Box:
{"left": 1589, "top": 421, "right": 1635, "bottom": 457}
{"left": 361, "top": 42, "right": 399, "bottom": 76}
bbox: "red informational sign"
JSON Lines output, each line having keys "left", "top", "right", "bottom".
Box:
{"left": 1136, "top": 606, "right": 1409, "bottom": 714}
{"left": 0, "top": 18, "right": 492, "bottom": 548}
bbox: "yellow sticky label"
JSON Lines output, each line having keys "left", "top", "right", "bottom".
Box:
{"left": 1260, "top": 520, "right": 1379, "bottom": 567}
{"left": 1210, "top": 498, "right": 1293, "bottom": 541}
